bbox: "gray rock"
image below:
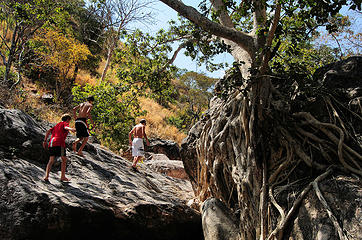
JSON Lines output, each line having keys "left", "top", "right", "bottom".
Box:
{"left": 0, "top": 107, "right": 203, "bottom": 240}
{"left": 144, "top": 155, "right": 188, "bottom": 179}
{"left": 148, "top": 138, "right": 181, "bottom": 160}
{"left": 41, "top": 93, "right": 54, "bottom": 104}
{"left": 180, "top": 97, "right": 223, "bottom": 193}
{"left": 289, "top": 176, "right": 362, "bottom": 240}
{"left": 201, "top": 198, "right": 239, "bottom": 240}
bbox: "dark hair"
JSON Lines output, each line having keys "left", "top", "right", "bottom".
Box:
{"left": 140, "top": 119, "right": 146, "bottom": 124}
{"left": 87, "top": 96, "right": 95, "bottom": 102}
{"left": 61, "top": 114, "right": 71, "bottom": 122}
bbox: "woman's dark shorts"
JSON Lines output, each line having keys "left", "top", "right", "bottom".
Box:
{"left": 49, "top": 146, "right": 66, "bottom": 157}
{"left": 75, "top": 118, "right": 90, "bottom": 138}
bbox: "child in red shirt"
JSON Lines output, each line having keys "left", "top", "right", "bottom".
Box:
{"left": 43, "top": 114, "right": 75, "bottom": 182}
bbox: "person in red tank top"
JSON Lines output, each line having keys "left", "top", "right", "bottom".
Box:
{"left": 43, "top": 114, "right": 75, "bottom": 182}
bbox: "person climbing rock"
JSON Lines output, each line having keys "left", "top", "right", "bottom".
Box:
{"left": 128, "top": 119, "right": 150, "bottom": 172}
{"left": 72, "top": 95, "right": 95, "bottom": 157}
{"left": 43, "top": 114, "right": 75, "bottom": 182}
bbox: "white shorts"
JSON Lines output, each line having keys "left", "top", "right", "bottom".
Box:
{"left": 132, "top": 138, "right": 144, "bottom": 157}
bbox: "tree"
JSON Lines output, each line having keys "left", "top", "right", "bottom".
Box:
{"left": 72, "top": 82, "right": 144, "bottom": 150}
{"left": 159, "top": 0, "right": 361, "bottom": 239}
{"left": 31, "top": 28, "right": 91, "bottom": 100}
{"left": 314, "top": 12, "right": 362, "bottom": 58}
{"left": 96, "top": 0, "right": 154, "bottom": 83}
{"left": 0, "top": 0, "right": 70, "bottom": 87}
{"left": 113, "top": 29, "right": 177, "bottom": 105}
{"left": 169, "top": 71, "right": 216, "bottom": 131}
{"left": 65, "top": 1, "right": 106, "bottom": 79}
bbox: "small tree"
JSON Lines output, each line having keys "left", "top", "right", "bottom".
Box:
{"left": 31, "top": 28, "right": 91, "bottom": 100}
{"left": 96, "top": 0, "right": 154, "bottom": 83}
{"left": 0, "top": 0, "right": 70, "bottom": 87}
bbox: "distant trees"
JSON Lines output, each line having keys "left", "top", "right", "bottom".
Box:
{"left": 169, "top": 71, "right": 216, "bottom": 132}
{"left": 31, "top": 28, "right": 91, "bottom": 99}
{"left": 0, "top": 0, "right": 69, "bottom": 86}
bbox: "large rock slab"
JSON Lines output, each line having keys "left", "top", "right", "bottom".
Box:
{"left": 144, "top": 154, "right": 188, "bottom": 179}
{"left": 289, "top": 175, "right": 362, "bottom": 239}
{"left": 0, "top": 108, "right": 202, "bottom": 240}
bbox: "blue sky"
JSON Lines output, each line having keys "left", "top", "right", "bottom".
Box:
{"left": 129, "top": 0, "right": 233, "bottom": 78}
{"left": 130, "top": 1, "right": 361, "bottom": 78}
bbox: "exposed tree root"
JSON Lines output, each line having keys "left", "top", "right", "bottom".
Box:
{"left": 313, "top": 176, "right": 348, "bottom": 240}
{"left": 267, "top": 169, "right": 333, "bottom": 240}
{"left": 194, "top": 77, "right": 361, "bottom": 240}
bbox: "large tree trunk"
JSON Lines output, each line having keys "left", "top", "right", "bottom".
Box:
{"left": 196, "top": 76, "right": 272, "bottom": 239}
{"left": 159, "top": 1, "right": 361, "bottom": 238}
{"left": 183, "top": 57, "right": 362, "bottom": 240}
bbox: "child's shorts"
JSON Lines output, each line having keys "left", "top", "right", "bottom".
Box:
{"left": 49, "top": 146, "right": 66, "bottom": 157}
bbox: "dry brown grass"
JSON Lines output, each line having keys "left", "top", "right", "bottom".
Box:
{"left": 137, "top": 97, "right": 187, "bottom": 145}
{"left": 75, "top": 69, "right": 98, "bottom": 86}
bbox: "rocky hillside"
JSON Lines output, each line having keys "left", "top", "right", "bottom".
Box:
{"left": 0, "top": 107, "right": 202, "bottom": 240}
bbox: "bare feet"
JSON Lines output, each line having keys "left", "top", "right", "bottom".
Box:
{"left": 60, "top": 177, "right": 70, "bottom": 182}
{"left": 72, "top": 142, "right": 77, "bottom": 152}
{"left": 43, "top": 177, "right": 49, "bottom": 182}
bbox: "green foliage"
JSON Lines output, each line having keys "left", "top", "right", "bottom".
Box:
{"left": 113, "top": 30, "right": 177, "bottom": 106}
{"left": 72, "top": 82, "right": 145, "bottom": 151}
{"left": 0, "top": 0, "right": 80, "bottom": 85}
{"left": 167, "top": 110, "right": 194, "bottom": 133}
{"left": 168, "top": 71, "right": 216, "bottom": 131}
{"left": 0, "top": 66, "right": 16, "bottom": 83}
{"left": 269, "top": 13, "right": 345, "bottom": 78}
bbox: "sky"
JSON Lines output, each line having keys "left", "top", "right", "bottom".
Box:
{"left": 129, "top": 1, "right": 361, "bottom": 78}
{"left": 129, "top": 0, "right": 234, "bottom": 79}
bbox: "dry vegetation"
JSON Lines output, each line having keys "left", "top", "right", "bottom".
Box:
{"left": 138, "top": 97, "right": 187, "bottom": 145}
{"left": 1, "top": 61, "right": 187, "bottom": 146}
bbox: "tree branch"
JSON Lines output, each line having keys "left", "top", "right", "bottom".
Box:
{"left": 210, "top": 0, "right": 234, "bottom": 28}
{"left": 159, "top": 0, "right": 255, "bottom": 57}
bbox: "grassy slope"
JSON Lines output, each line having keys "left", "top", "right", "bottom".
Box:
{"left": 0, "top": 60, "right": 187, "bottom": 147}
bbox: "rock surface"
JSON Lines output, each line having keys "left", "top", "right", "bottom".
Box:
{"left": 201, "top": 198, "right": 239, "bottom": 240}
{"left": 0, "top": 108, "right": 203, "bottom": 240}
{"left": 289, "top": 175, "right": 362, "bottom": 240}
{"left": 144, "top": 154, "right": 188, "bottom": 179}
{"left": 148, "top": 138, "right": 181, "bottom": 161}
{"left": 180, "top": 97, "right": 223, "bottom": 193}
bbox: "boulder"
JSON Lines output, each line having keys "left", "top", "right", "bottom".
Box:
{"left": 289, "top": 175, "right": 362, "bottom": 239}
{"left": 201, "top": 198, "right": 239, "bottom": 240}
{"left": 313, "top": 56, "right": 362, "bottom": 89}
{"left": 148, "top": 139, "right": 181, "bottom": 160}
{"left": 41, "top": 93, "right": 54, "bottom": 104}
{"left": 180, "top": 97, "right": 224, "bottom": 193}
{"left": 144, "top": 154, "right": 188, "bottom": 179}
{"left": 0, "top": 107, "right": 202, "bottom": 240}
